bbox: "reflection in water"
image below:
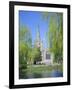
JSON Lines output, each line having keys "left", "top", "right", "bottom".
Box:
{"left": 51, "top": 70, "right": 63, "bottom": 77}
{"left": 19, "top": 70, "right": 63, "bottom": 79}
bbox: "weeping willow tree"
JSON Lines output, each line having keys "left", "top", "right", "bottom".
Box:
{"left": 19, "top": 25, "right": 32, "bottom": 47}
{"left": 42, "top": 12, "right": 63, "bottom": 63}
{"left": 19, "top": 25, "right": 32, "bottom": 70}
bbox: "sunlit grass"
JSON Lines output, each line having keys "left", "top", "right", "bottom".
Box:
{"left": 21, "top": 64, "right": 63, "bottom": 73}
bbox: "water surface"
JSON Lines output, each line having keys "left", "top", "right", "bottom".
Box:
{"left": 19, "top": 70, "right": 63, "bottom": 79}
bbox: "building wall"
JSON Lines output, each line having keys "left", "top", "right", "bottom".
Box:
{"left": 41, "top": 49, "right": 53, "bottom": 65}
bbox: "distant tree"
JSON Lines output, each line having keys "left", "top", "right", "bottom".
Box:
{"left": 33, "top": 47, "right": 42, "bottom": 64}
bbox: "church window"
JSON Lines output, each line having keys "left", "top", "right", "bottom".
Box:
{"left": 46, "top": 54, "right": 51, "bottom": 59}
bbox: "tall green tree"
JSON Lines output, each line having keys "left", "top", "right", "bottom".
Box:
{"left": 33, "top": 47, "right": 42, "bottom": 64}
{"left": 19, "top": 25, "right": 32, "bottom": 47}
{"left": 19, "top": 42, "right": 29, "bottom": 69}
{"left": 42, "top": 12, "right": 63, "bottom": 63}
{"left": 19, "top": 25, "right": 32, "bottom": 70}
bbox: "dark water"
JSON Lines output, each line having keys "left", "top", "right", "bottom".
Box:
{"left": 19, "top": 70, "right": 63, "bottom": 79}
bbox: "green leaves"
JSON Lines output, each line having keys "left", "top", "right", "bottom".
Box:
{"left": 19, "top": 25, "right": 32, "bottom": 47}
{"left": 33, "top": 47, "right": 42, "bottom": 63}
{"left": 42, "top": 12, "right": 63, "bottom": 63}
{"left": 49, "top": 13, "right": 63, "bottom": 63}
{"left": 19, "top": 25, "right": 32, "bottom": 69}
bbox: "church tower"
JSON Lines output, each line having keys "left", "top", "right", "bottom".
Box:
{"left": 35, "top": 25, "right": 41, "bottom": 48}
{"left": 34, "top": 25, "right": 53, "bottom": 65}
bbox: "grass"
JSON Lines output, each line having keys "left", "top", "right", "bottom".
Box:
{"left": 21, "top": 64, "right": 63, "bottom": 74}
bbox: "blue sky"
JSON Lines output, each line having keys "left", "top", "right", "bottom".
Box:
{"left": 19, "top": 11, "right": 50, "bottom": 48}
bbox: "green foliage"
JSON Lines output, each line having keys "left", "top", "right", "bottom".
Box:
{"left": 19, "top": 25, "right": 32, "bottom": 47}
{"left": 19, "top": 25, "right": 42, "bottom": 66}
{"left": 19, "top": 42, "right": 28, "bottom": 69}
{"left": 42, "top": 13, "right": 63, "bottom": 63}
{"left": 19, "top": 25, "right": 32, "bottom": 69}
{"left": 33, "top": 47, "right": 42, "bottom": 64}
{"left": 27, "top": 47, "right": 34, "bottom": 65}
{"left": 49, "top": 13, "right": 63, "bottom": 63}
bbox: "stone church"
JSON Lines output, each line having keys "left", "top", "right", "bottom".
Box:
{"left": 34, "top": 27, "right": 53, "bottom": 65}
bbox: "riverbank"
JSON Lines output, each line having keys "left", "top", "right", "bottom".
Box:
{"left": 19, "top": 64, "right": 63, "bottom": 79}
{"left": 22, "top": 64, "right": 63, "bottom": 73}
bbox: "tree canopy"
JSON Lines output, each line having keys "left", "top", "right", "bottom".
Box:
{"left": 42, "top": 12, "right": 63, "bottom": 63}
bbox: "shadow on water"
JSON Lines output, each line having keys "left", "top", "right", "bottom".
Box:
{"left": 19, "top": 70, "right": 63, "bottom": 79}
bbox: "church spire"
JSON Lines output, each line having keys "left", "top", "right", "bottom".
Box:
{"left": 35, "top": 25, "right": 41, "bottom": 48}
{"left": 36, "top": 25, "right": 40, "bottom": 42}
